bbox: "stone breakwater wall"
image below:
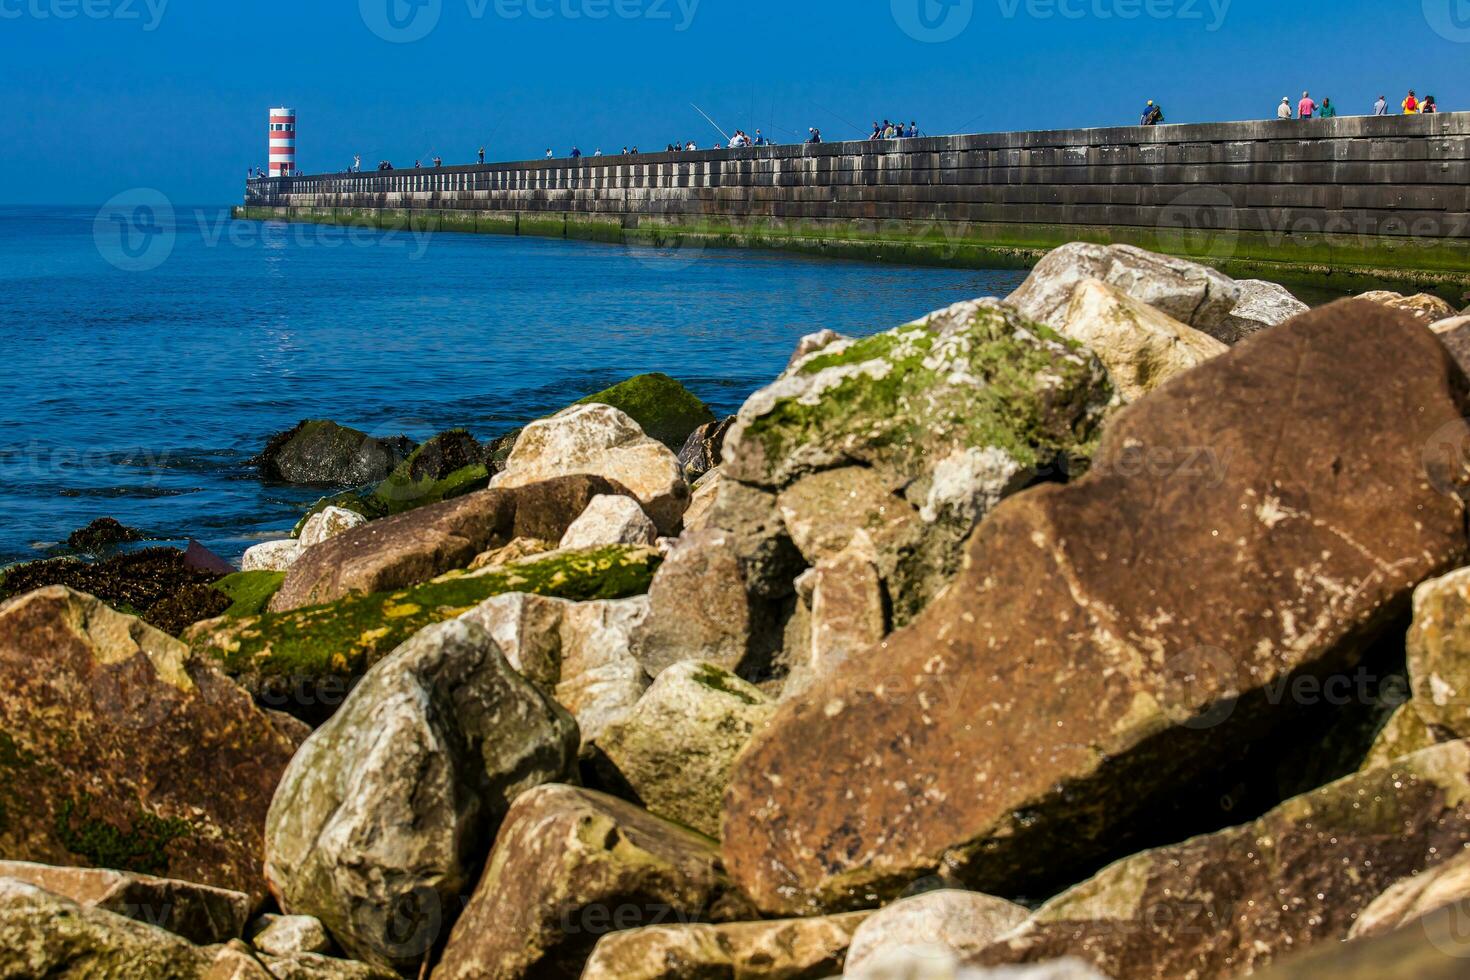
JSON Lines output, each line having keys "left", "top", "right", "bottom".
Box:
{"left": 235, "top": 114, "right": 1470, "bottom": 289}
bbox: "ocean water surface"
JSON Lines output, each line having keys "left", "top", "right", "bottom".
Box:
{"left": 0, "top": 205, "right": 1028, "bottom": 564}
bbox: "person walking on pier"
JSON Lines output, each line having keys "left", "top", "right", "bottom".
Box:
{"left": 352, "top": 154, "right": 361, "bottom": 173}
{"left": 1374, "top": 95, "right": 1388, "bottom": 116}
{"left": 570, "top": 146, "right": 582, "bottom": 158}
{"left": 1277, "top": 97, "right": 1292, "bottom": 120}
{"left": 478, "top": 146, "right": 485, "bottom": 164}
{"left": 1319, "top": 98, "right": 1337, "bottom": 119}
{"left": 1139, "top": 101, "right": 1163, "bottom": 126}
{"left": 1403, "top": 90, "right": 1420, "bottom": 114}
{"left": 1297, "top": 91, "right": 1316, "bottom": 119}
{"left": 1423, "top": 95, "right": 1439, "bottom": 114}
{"left": 807, "top": 127, "right": 823, "bottom": 144}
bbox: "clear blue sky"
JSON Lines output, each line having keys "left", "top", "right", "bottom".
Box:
{"left": 1, "top": 0, "right": 1465, "bottom": 204}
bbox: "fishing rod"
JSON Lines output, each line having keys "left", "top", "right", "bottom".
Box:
{"left": 691, "top": 103, "right": 731, "bottom": 143}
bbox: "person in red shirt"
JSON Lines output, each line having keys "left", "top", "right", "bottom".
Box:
{"left": 1298, "top": 91, "right": 1317, "bottom": 119}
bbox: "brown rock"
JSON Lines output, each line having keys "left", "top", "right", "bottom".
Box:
{"left": 722, "top": 300, "right": 1470, "bottom": 915}
{"left": 0, "top": 860, "right": 249, "bottom": 945}
{"left": 432, "top": 785, "right": 757, "bottom": 980}
{"left": 581, "top": 912, "right": 871, "bottom": 980}
{"left": 1357, "top": 289, "right": 1458, "bottom": 326}
{"left": 972, "top": 741, "right": 1470, "bottom": 980}
{"left": 1247, "top": 899, "right": 1470, "bottom": 980}
{"left": 1351, "top": 849, "right": 1470, "bottom": 940}
{"left": 0, "top": 587, "right": 302, "bottom": 908}
{"left": 807, "top": 540, "right": 888, "bottom": 682}
{"left": 270, "top": 476, "right": 629, "bottom": 611}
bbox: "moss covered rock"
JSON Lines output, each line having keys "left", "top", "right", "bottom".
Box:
{"left": 578, "top": 373, "right": 716, "bottom": 450}
{"left": 189, "top": 546, "right": 660, "bottom": 719}
{"left": 365, "top": 428, "right": 490, "bottom": 517}
{"left": 211, "top": 571, "right": 286, "bottom": 618}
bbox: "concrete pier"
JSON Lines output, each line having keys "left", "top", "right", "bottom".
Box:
{"left": 236, "top": 114, "right": 1470, "bottom": 290}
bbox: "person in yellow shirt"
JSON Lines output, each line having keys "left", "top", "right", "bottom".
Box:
{"left": 1403, "top": 90, "right": 1420, "bottom": 114}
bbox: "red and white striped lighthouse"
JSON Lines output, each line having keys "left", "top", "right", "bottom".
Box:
{"left": 268, "top": 107, "right": 296, "bottom": 176}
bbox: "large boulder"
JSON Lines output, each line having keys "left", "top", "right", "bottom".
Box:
{"left": 971, "top": 741, "right": 1470, "bottom": 979}
{"left": 577, "top": 372, "right": 717, "bottom": 451}
{"left": 271, "top": 475, "right": 630, "bottom": 611}
{"left": 1407, "top": 566, "right": 1470, "bottom": 739}
{"left": 0, "top": 859, "right": 250, "bottom": 945}
{"left": 582, "top": 912, "right": 871, "bottom": 980}
{"left": 492, "top": 404, "right": 689, "bottom": 535}
{"left": 189, "top": 545, "right": 660, "bottom": 721}
{"left": 1058, "top": 279, "right": 1227, "bottom": 401}
{"left": 844, "top": 891, "right": 1030, "bottom": 977}
{"left": 0, "top": 587, "right": 302, "bottom": 906}
{"left": 432, "top": 785, "right": 758, "bottom": 980}
{"left": 259, "top": 420, "right": 413, "bottom": 486}
{"left": 264, "top": 619, "right": 578, "bottom": 973}
{"left": 595, "top": 661, "right": 776, "bottom": 837}
{"left": 363, "top": 429, "right": 489, "bottom": 518}
{"left": 722, "top": 300, "right": 1470, "bottom": 915}
{"left": 1006, "top": 242, "right": 1241, "bottom": 342}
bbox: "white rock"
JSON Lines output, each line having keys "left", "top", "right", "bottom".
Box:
{"left": 242, "top": 539, "right": 303, "bottom": 572}
{"left": 559, "top": 494, "right": 658, "bottom": 550}
{"left": 786, "top": 328, "right": 851, "bottom": 371}
{"left": 557, "top": 597, "right": 653, "bottom": 745}
{"left": 491, "top": 403, "right": 689, "bottom": 535}
{"left": 1224, "top": 279, "right": 1308, "bottom": 339}
{"left": 919, "top": 447, "right": 1030, "bottom": 532}
{"left": 299, "top": 506, "right": 368, "bottom": 548}
{"left": 1059, "top": 279, "right": 1228, "bottom": 402}
{"left": 251, "top": 913, "right": 333, "bottom": 957}
{"left": 850, "top": 946, "right": 1110, "bottom": 980}
{"left": 844, "top": 890, "right": 1031, "bottom": 977}
{"left": 1007, "top": 242, "right": 1240, "bottom": 342}
{"left": 459, "top": 591, "right": 652, "bottom": 748}
{"left": 1350, "top": 849, "right": 1470, "bottom": 940}
{"left": 682, "top": 468, "right": 724, "bottom": 533}
{"left": 1431, "top": 315, "right": 1470, "bottom": 335}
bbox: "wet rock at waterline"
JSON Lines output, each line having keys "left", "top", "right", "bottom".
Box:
{"left": 0, "top": 587, "right": 303, "bottom": 905}
{"left": 264, "top": 619, "right": 578, "bottom": 973}
{"left": 721, "top": 300, "right": 1470, "bottom": 915}
{"left": 65, "top": 517, "right": 148, "bottom": 554}
{"left": 258, "top": 420, "right": 414, "bottom": 486}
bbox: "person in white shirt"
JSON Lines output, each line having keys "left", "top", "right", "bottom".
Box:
{"left": 1277, "top": 98, "right": 1292, "bottom": 120}
{"left": 1374, "top": 95, "right": 1388, "bottom": 116}
{"left": 594, "top": 148, "right": 603, "bottom": 156}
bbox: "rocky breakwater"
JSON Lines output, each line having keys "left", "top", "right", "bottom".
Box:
{"left": 8, "top": 244, "right": 1470, "bottom": 979}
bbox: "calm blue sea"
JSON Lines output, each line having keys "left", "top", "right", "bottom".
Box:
{"left": 0, "top": 205, "right": 1026, "bottom": 564}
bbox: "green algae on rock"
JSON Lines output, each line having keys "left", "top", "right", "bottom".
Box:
{"left": 211, "top": 571, "right": 286, "bottom": 618}
{"left": 578, "top": 373, "right": 716, "bottom": 451}
{"left": 724, "top": 299, "right": 1114, "bottom": 492}
{"left": 191, "top": 546, "right": 661, "bottom": 710}
{"left": 365, "top": 428, "right": 490, "bottom": 517}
